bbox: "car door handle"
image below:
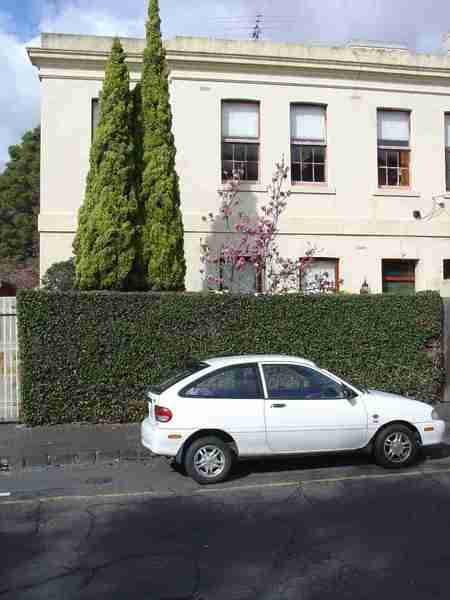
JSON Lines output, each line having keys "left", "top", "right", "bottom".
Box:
{"left": 271, "top": 403, "right": 286, "bottom": 408}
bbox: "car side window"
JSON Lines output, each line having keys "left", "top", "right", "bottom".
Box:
{"left": 262, "top": 364, "right": 344, "bottom": 400}
{"left": 181, "top": 364, "right": 262, "bottom": 399}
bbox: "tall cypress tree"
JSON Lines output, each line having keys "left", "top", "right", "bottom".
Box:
{"left": 127, "top": 82, "right": 147, "bottom": 290}
{"left": 140, "top": 0, "right": 186, "bottom": 290}
{"left": 0, "top": 127, "right": 40, "bottom": 262}
{"left": 73, "top": 38, "right": 138, "bottom": 290}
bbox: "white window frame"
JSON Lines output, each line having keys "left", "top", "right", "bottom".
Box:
{"left": 377, "top": 109, "right": 411, "bottom": 188}
{"left": 290, "top": 104, "right": 327, "bottom": 185}
{"left": 445, "top": 113, "right": 450, "bottom": 192}
{"left": 299, "top": 257, "right": 339, "bottom": 294}
{"left": 221, "top": 100, "right": 260, "bottom": 182}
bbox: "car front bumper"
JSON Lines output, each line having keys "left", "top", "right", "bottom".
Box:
{"left": 419, "top": 420, "right": 446, "bottom": 446}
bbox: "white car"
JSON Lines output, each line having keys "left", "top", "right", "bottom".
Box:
{"left": 141, "top": 354, "right": 445, "bottom": 484}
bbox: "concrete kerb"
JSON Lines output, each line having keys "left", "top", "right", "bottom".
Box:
{"left": 0, "top": 449, "right": 156, "bottom": 472}
{"left": 0, "top": 423, "right": 154, "bottom": 472}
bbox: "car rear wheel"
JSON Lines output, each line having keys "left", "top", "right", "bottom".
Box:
{"left": 373, "top": 424, "right": 418, "bottom": 469}
{"left": 184, "top": 436, "right": 234, "bottom": 484}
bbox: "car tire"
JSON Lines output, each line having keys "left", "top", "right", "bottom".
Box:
{"left": 373, "top": 424, "right": 418, "bottom": 469}
{"left": 184, "top": 436, "right": 234, "bottom": 485}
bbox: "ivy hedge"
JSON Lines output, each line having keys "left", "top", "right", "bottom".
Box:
{"left": 17, "top": 290, "right": 443, "bottom": 426}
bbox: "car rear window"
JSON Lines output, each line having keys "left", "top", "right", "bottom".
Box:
{"left": 180, "top": 364, "right": 263, "bottom": 398}
{"left": 149, "top": 361, "right": 209, "bottom": 393}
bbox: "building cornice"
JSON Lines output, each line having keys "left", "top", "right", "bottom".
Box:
{"left": 27, "top": 34, "right": 450, "bottom": 84}
{"left": 166, "top": 51, "right": 450, "bottom": 82}
{"left": 27, "top": 47, "right": 143, "bottom": 78}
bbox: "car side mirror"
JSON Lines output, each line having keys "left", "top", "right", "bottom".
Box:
{"left": 341, "top": 385, "right": 357, "bottom": 401}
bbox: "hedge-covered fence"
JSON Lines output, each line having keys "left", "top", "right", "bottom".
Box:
{"left": 17, "top": 290, "right": 443, "bottom": 426}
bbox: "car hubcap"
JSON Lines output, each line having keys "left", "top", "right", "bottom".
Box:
{"left": 193, "top": 445, "right": 226, "bottom": 478}
{"left": 383, "top": 432, "right": 413, "bottom": 463}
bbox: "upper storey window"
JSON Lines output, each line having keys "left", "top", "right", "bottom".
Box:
{"left": 445, "top": 114, "right": 450, "bottom": 191}
{"left": 377, "top": 110, "right": 410, "bottom": 187}
{"left": 91, "top": 98, "right": 100, "bottom": 142}
{"left": 290, "top": 104, "right": 327, "bottom": 184}
{"left": 221, "top": 101, "right": 259, "bottom": 181}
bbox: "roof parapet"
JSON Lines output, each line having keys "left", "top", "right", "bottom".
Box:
{"left": 28, "top": 33, "right": 450, "bottom": 81}
{"left": 346, "top": 40, "right": 409, "bottom": 53}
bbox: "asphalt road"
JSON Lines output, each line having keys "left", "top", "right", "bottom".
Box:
{"left": 2, "top": 447, "right": 450, "bottom": 600}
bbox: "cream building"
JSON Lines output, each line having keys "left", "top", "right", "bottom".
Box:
{"left": 28, "top": 33, "right": 450, "bottom": 294}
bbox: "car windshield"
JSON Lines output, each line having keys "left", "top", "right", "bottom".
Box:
{"left": 319, "top": 368, "right": 368, "bottom": 394}
{"left": 149, "top": 361, "right": 209, "bottom": 394}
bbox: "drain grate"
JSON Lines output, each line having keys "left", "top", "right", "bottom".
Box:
{"left": 84, "top": 477, "right": 113, "bottom": 486}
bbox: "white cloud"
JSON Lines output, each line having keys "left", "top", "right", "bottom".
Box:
{"left": 37, "top": 1, "right": 145, "bottom": 38}
{"left": 2, "top": 0, "right": 450, "bottom": 172}
{"left": 0, "top": 0, "right": 146, "bottom": 171}
{"left": 0, "top": 12, "right": 40, "bottom": 170}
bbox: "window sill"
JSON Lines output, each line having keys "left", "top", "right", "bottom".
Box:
{"left": 289, "top": 186, "right": 336, "bottom": 195}
{"left": 218, "top": 183, "right": 268, "bottom": 193}
{"left": 373, "top": 189, "right": 420, "bottom": 198}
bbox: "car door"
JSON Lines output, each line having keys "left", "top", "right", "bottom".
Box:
{"left": 178, "top": 363, "right": 269, "bottom": 455}
{"left": 261, "top": 363, "right": 369, "bottom": 453}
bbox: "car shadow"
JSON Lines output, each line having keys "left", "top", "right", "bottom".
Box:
{"left": 170, "top": 442, "right": 450, "bottom": 483}
{"left": 422, "top": 441, "right": 450, "bottom": 461}
{"left": 227, "top": 452, "right": 372, "bottom": 482}
{"left": 170, "top": 450, "right": 373, "bottom": 482}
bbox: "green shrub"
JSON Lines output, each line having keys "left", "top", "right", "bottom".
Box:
{"left": 17, "top": 290, "right": 443, "bottom": 426}
{"left": 41, "top": 258, "right": 76, "bottom": 291}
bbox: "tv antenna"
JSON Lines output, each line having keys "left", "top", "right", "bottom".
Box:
{"left": 206, "top": 14, "right": 296, "bottom": 40}
{"left": 252, "top": 14, "right": 263, "bottom": 40}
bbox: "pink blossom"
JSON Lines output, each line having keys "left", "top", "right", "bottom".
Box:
{"left": 199, "top": 156, "right": 321, "bottom": 294}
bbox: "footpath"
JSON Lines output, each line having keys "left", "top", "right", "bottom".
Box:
{"left": 1, "top": 403, "right": 450, "bottom": 472}
{"left": 0, "top": 422, "right": 151, "bottom": 471}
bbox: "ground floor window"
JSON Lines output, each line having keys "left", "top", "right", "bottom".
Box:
{"left": 0, "top": 282, "right": 16, "bottom": 297}
{"left": 382, "top": 259, "right": 416, "bottom": 294}
{"left": 220, "top": 258, "right": 263, "bottom": 293}
{"left": 299, "top": 258, "right": 339, "bottom": 293}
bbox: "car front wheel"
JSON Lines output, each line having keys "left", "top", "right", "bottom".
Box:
{"left": 184, "top": 436, "right": 234, "bottom": 484}
{"left": 373, "top": 424, "right": 418, "bottom": 469}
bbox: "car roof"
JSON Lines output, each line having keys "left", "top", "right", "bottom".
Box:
{"left": 204, "top": 354, "right": 316, "bottom": 368}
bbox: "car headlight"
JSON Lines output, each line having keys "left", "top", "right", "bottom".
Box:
{"left": 431, "top": 408, "right": 441, "bottom": 420}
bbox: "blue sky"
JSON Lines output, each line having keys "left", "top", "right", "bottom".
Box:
{"left": 0, "top": 0, "right": 49, "bottom": 41}
{"left": 2, "top": 0, "right": 450, "bottom": 171}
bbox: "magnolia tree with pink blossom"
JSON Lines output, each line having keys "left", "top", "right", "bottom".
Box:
{"left": 200, "top": 157, "right": 329, "bottom": 294}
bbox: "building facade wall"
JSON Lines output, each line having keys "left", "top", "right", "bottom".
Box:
{"left": 29, "top": 34, "right": 450, "bottom": 294}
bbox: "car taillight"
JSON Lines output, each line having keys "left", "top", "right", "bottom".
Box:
{"left": 155, "top": 405, "right": 173, "bottom": 423}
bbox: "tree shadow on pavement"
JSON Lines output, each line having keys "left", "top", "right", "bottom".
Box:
{"left": 4, "top": 455, "right": 450, "bottom": 600}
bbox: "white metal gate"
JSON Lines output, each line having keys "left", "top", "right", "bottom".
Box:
{"left": 0, "top": 297, "right": 20, "bottom": 421}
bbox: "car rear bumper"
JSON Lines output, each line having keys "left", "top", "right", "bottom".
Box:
{"left": 141, "top": 417, "right": 184, "bottom": 457}
{"left": 419, "top": 420, "right": 446, "bottom": 446}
